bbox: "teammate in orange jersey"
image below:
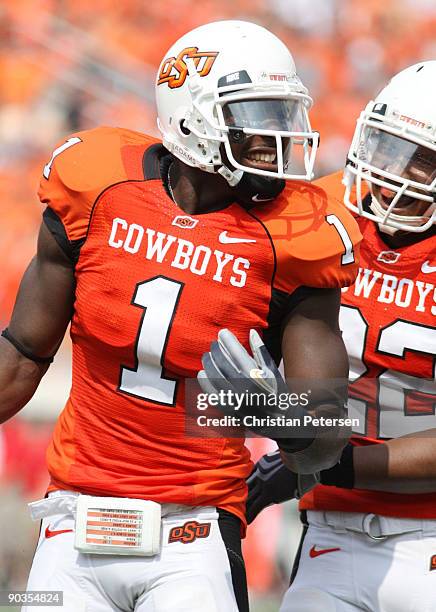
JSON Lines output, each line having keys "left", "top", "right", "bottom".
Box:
{"left": 0, "top": 20, "right": 360, "bottom": 612}
{"left": 246, "top": 61, "right": 436, "bottom": 612}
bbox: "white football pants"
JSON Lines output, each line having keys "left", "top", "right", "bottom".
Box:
{"left": 23, "top": 492, "right": 248, "bottom": 612}
{"left": 281, "top": 510, "right": 436, "bottom": 612}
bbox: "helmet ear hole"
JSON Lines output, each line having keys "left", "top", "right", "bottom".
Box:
{"left": 179, "top": 120, "right": 191, "bottom": 136}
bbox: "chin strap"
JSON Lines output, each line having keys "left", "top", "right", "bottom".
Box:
{"left": 235, "top": 172, "right": 286, "bottom": 205}
{"left": 216, "top": 163, "right": 287, "bottom": 207}
{"left": 217, "top": 165, "right": 243, "bottom": 187}
{"left": 370, "top": 195, "right": 427, "bottom": 236}
{"left": 217, "top": 153, "right": 288, "bottom": 204}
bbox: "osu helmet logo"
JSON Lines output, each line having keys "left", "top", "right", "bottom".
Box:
{"left": 157, "top": 47, "right": 219, "bottom": 89}
{"left": 168, "top": 521, "right": 211, "bottom": 544}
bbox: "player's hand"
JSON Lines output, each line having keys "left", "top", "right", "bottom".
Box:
{"left": 198, "top": 328, "right": 287, "bottom": 398}
{"left": 197, "top": 328, "right": 314, "bottom": 450}
{"left": 198, "top": 328, "right": 289, "bottom": 422}
{"left": 246, "top": 450, "right": 319, "bottom": 523}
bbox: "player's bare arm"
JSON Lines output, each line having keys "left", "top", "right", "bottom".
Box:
{"left": 281, "top": 287, "right": 348, "bottom": 390}
{"left": 354, "top": 431, "right": 436, "bottom": 493}
{"left": 0, "top": 222, "right": 74, "bottom": 422}
{"left": 279, "top": 286, "right": 350, "bottom": 472}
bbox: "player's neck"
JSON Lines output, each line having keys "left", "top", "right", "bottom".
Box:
{"left": 377, "top": 224, "right": 436, "bottom": 249}
{"left": 168, "top": 160, "right": 235, "bottom": 215}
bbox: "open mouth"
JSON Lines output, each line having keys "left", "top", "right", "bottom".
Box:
{"left": 242, "top": 148, "right": 278, "bottom": 169}
{"left": 379, "top": 191, "right": 417, "bottom": 213}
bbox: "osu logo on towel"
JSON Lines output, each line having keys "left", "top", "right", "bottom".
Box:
{"left": 157, "top": 47, "right": 219, "bottom": 89}
{"left": 168, "top": 520, "right": 211, "bottom": 544}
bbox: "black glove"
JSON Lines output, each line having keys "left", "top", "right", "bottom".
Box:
{"left": 246, "top": 450, "right": 319, "bottom": 524}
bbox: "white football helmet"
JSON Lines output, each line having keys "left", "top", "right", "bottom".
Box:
{"left": 344, "top": 61, "right": 436, "bottom": 233}
{"left": 155, "top": 20, "right": 319, "bottom": 186}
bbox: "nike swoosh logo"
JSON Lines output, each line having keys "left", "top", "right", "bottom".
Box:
{"left": 45, "top": 526, "right": 73, "bottom": 539}
{"left": 252, "top": 194, "right": 274, "bottom": 203}
{"left": 421, "top": 261, "right": 436, "bottom": 274}
{"left": 219, "top": 231, "right": 256, "bottom": 244}
{"left": 309, "top": 545, "right": 341, "bottom": 558}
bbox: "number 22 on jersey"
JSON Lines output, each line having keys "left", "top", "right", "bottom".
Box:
{"left": 340, "top": 305, "right": 436, "bottom": 439}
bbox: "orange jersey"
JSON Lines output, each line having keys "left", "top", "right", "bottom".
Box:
{"left": 39, "top": 128, "right": 361, "bottom": 525}
{"left": 301, "top": 172, "right": 436, "bottom": 518}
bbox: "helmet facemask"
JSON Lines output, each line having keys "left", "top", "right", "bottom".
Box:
{"left": 344, "top": 105, "right": 436, "bottom": 234}
{"left": 163, "top": 71, "right": 319, "bottom": 186}
{"left": 214, "top": 84, "right": 319, "bottom": 184}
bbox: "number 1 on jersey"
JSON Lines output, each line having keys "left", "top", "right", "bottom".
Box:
{"left": 43, "top": 137, "right": 82, "bottom": 179}
{"left": 326, "top": 214, "right": 355, "bottom": 265}
{"left": 119, "top": 276, "right": 183, "bottom": 405}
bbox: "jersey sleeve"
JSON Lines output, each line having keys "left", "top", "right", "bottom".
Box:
{"left": 38, "top": 126, "right": 158, "bottom": 244}
{"left": 255, "top": 179, "right": 362, "bottom": 295}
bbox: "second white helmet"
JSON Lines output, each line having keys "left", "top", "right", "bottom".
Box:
{"left": 155, "top": 20, "right": 319, "bottom": 185}
{"left": 344, "top": 61, "right": 436, "bottom": 233}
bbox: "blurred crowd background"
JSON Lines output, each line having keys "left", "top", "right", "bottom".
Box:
{"left": 0, "top": 0, "right": 435, "bottom": 609}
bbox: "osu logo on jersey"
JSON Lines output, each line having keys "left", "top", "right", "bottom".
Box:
{"left": 172, "top": 215, "right": 198, "bottom": 229}
{"left": 377, "top": 250, "right": 401, "bottom": 264}
{"left": 168, "top": 520, "right": 211, "bottom": 544}
{"left": 157, "top": 47, "right": 219, "bottom": 89}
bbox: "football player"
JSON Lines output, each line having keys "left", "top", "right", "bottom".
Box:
{"left": 0, "top": 20, "right": 360, "bottom": 612}
{"left": 246, "top": 61, "right": 436, "bottom": 612}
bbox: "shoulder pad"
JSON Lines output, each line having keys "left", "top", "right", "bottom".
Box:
{"left": 314, "top": 168, "right": 369, "bottom": 213}
{"left": 38, "top": 127, "right": 159, "bottom": 241}
{"left": 313, "top": 170, "right": 346, "bottom": 201}
{"left": 253, "top": 181, "right": 362, "bottom": 294}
